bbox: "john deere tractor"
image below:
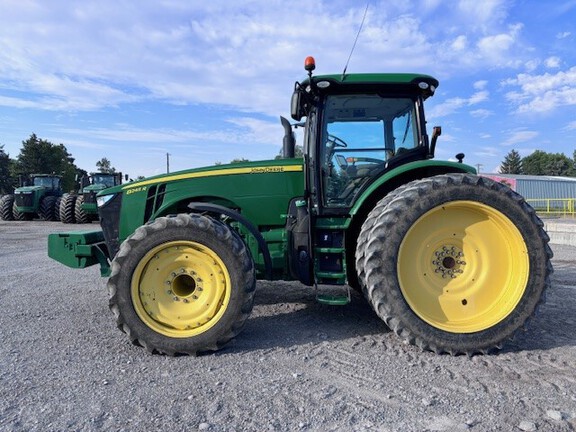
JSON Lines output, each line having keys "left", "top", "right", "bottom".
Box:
{"left": 60, "top": 172, "right": 123, "bottom": 224}
{"left": 0, "top": 174, "right": 63, "bottom": 221}
{"left": 48, "top": 57, "right": 552, "bottom": 356}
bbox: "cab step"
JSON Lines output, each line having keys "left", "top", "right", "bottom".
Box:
{"left": 315, "top": 284, "right": 351, "bottom": 306}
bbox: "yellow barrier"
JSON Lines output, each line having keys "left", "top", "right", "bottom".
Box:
{"left": 526, "top": 198, "right": 576, "bottom": 217}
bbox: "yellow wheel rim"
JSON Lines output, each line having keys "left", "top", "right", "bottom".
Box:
{"left": 131, "top": 241, "right": 231, "bottom": 338}
{"left": 398, "top": 200, "right": 529, "bottom": 333}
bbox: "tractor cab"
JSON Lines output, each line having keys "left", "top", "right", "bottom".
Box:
{"left": 289, "top": 56, "right": 440, "bottom": 215}
{"left": 31, "top": 175, "right": 62, "bottom": 190}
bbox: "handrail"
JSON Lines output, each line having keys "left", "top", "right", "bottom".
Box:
{"left": 526, "top": 198, "right": 576, "bottom": 217}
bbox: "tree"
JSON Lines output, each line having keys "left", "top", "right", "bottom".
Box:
{"left": 500, "top": 149, "right": 523, "bottom": 174}
{"left": 96, "top": 157, "right": 116, "bottom": 174}
{"left": 15, "top": 134, "right": 79, "bottom": 191}
{"left": 0, "top": 145, "right": 16, "bottom": 193}
{"left": 522, "top": 150, "right": 573, "bottom": 176}
{"left": 274, "top": 145, "right": 304, "bottom": 160}
{"left": 230, "top": 158, "right": 250, "bottom": 164}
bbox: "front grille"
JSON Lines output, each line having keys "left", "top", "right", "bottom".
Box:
{"left": 99, "top": 193, "right": 122, "bottom": 258}
{"left": 84, "top": 191, "right": 97, "bottom": 204}
{"left": 15, "top": 193, "right": 33, "bottom": 207}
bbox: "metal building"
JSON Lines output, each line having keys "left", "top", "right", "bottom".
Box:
{"left": 480, "top": 174, "right": 576, "bottom": 199}
{"left": 481, "top": 173, "right": 576, "bottom": 215}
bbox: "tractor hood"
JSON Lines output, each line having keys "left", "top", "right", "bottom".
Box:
{"left": 97, "top": 159, "right": 303, "bottom": 197}
{"left": 15, "top": 185, "right": 46, "bottom": 194}
{"left": 84, "top": 183, "right": 109, "bottom": 193}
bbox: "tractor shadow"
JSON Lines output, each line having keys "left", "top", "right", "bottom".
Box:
{"left": 222, "top": 264, "right": 576, "bottom": 355}
{"left": 223, "top": 281, "right": 391, "bottom": 354}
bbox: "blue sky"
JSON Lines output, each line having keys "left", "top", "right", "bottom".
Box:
{"left": 0, "top": 0, "right": 575, "bottom": 178}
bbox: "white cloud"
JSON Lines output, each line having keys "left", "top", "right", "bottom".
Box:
{"left": 503, "top": 66, "right": 576, "bottom": 113}
{"left": 565, "top": 120, "right": 576, "bottom": 130}
{"left": 428, "top": 89, "right": 489, "bottom": 118}
{"left": 473, "top": 80, "right": 488, "bottom": 90}
{"left": 474, "top": 147, "right": 500, "bottom": 157}
{"left": 544, "top": 56, "right": 561, "bottom": 68}
{"left": 501, "top": 130, "right": 539, "bottom": 146}
{"left": 457, "top": 0, "right": 508, "bottom": 25}
{"left": 556, "top": 31, "right": 571, "bottom": 39}
{"left": 451, "top": 35, "right": 468, "bottom": 51}
{"left": 524, "top": 59, "right": 540, "bottom": 72}
{"left": 470, "top": 109, "right": 493, "bottom": 118}
{"left": 476, "top": 23, "right": 523, "bottom": 66}
{"left": 0, "top": 0, "right": 535, "bottom": 117}
{"left": 468, "top": 90, "right": 489, "bottom": 104}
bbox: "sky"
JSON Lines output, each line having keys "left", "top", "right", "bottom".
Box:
{"left": 0, "top": 0, "right": 575, "bottom": 178}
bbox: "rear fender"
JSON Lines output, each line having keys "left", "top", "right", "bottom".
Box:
{"left": 350, "top": 160, "right": 476, "bottom": 218}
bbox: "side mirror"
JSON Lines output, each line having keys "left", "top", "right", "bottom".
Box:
{"left": 291, "top": 90, "right": 304, "bottom": 121}
{"left": 80, "top": 176, "right": 90, "bottom": 189}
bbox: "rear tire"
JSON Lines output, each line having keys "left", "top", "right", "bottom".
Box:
{"left": 355, "top": 183, "right": 411, "bottom": 291}
{"left": 0, "top": 195, "right": 14, "bottom": 221}
{"left": 59, "top": 194, "right": 77, "bottom": 224}
{"left": 108, "top": 213, "right": 256, "bottom": 355}
{"left": 54, "top": 196, "right": 62, "bottom": 222}
{"left": 356, "top": 174, "right": 552, "bottom": 355}
{"left": 13, "top": 203, "right": 33, "bottom": 221}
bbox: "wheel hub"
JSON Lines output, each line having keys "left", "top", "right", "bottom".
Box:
{"left": 166, "top": 269, "right": 204, "bottom": 302}
{"left": 432, "top": 245, "right": 466, "bottom": 279}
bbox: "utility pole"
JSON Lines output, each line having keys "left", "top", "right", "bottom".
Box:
{"left": 475, "top": 163, "right": 483, "bottom": 174}
{"left": 166, "top": 153, "right": 171, "bottom": 174}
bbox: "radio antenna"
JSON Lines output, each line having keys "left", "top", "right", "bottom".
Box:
{"left": 342, "top": 2, "right": 369, "bottom": 79}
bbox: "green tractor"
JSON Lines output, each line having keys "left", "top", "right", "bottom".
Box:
{"left": 0, "top": 174, "right": 63, "bottom": 221}
{"left": 60, "top": 172, "right": 123, "bottom": 224}
{"left": 48, "top": 57, "right": 552, "bottom": 356}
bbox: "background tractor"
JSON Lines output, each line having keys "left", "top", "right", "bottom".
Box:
{"left": 48, "top": 57, "right": 552, "bottom": 356}
{"left": 60, "top": 172, "right": 123, "bottom": 224}
{"left": 0, "top": 174, "right": 63, "bottom": 221}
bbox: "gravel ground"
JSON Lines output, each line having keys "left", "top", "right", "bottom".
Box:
{"left": 0, "top": 220, "right": 575, "bottom": 432}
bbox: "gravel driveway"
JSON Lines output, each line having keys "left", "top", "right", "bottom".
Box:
{"left": 1, "top": 221, "right": 575, "bottom": 432}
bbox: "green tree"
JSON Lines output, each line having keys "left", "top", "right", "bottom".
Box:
{"left": 15, "top": 134, "right": 79, "bottom": 191}
{"left": 521, "top": 150, "right": 547, "bottom": 175}
{"left": 274, "top": 145, "right": 304, "bottom": 160}
{"left": 0, "top": 145, "right": 16, "bottom": 193}
{"left": 500, "top": 149, "right": 523, "bottom": 174}
{"left": 96, "top": 157, "right": 116, "bottom": 174}
{"left": 522, "top": 150, "right": 573, "bottom": 176}
{"left": 230, "top": 158, "right": 250, "bottom": 164}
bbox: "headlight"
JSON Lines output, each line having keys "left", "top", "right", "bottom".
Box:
{"left": 97, "top": 193, "right": 116, "bottom": 208}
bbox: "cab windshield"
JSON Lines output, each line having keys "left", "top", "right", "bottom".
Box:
{"left": 33, "top": 176, "right": 60, "bottom": 189}
{"left": 320, "top": 94, "right": 419, "bottom": 207}
{"left": 92, "top": 175, "right": 117, "bottom": 187}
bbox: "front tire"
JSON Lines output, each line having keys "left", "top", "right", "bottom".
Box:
{"left": 108, "top": 213, "right": 256, "bottom": 355}
{"left": 59, "top": 194, "right": 77, "bottom": 224}
{"left": 39, "top": 196, "right": 57, "bottom": 221}
{"left": 74, "top": 195, "right": 89, "bottom": 223}
{"left": 356, "top": 174, "right": 552, "bottom": 355}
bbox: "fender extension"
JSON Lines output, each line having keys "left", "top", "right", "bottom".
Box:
{"left": 187, "top": 202, "right": 273, "bottom": 280}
